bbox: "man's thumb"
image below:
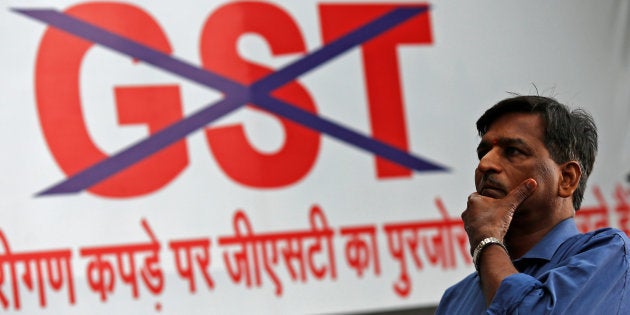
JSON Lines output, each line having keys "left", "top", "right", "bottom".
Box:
{"left": 507, "top": 178, "right": 537, "bottom": 209}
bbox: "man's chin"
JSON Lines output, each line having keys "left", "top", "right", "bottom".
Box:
{"left": 480, "top": 188, "right": 506, "bottom": 199}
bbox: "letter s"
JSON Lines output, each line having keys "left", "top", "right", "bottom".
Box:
{"left": 200, "top": 1, "right": 320, "bottom": 188}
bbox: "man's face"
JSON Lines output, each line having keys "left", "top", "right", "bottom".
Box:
{"left": 475, "top": 112, "right": 561, "bottom": 219}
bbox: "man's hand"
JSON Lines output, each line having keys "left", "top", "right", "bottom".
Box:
{"left": 462, "top": 178, "right": 537, "bottom": 253}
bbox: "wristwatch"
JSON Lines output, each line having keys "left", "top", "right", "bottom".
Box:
{"left": 472, "top": 237, "right": 508, "bottom": 271}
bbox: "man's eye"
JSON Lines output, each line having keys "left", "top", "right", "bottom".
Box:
{"left": 477, "top": 150, "right": 487, "bottom": 160}
{"left": 505, "top": 147, "right": 521, "bottom": 156}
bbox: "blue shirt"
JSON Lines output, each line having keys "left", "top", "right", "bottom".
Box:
{"left": 435, "top": 218, "right": 630, "bottom": 314}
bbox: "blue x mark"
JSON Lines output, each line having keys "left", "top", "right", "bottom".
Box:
{"left": 14, "top": 5, "right": 447, "bottom": 196}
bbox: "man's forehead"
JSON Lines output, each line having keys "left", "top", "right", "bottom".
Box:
{"left": 478, "top": 113, "right": 545, "bottom": 146}
{"left": 483, "top": 113, "right": 544, "bottom": 136}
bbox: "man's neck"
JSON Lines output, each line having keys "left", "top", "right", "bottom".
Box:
{"left": 504, "top": 206, "right": 574, "bottom": 259}
{"left": 504, "top": 227, "right": 552, "bottom": 259}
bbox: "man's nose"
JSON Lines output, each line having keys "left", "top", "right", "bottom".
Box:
{"left": 477, "top": 148, "right": 502, "bottom": 174}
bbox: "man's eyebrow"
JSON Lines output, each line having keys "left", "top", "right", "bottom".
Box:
{"left": 476, "top": 140, "right": 490, "bottom": 153}
{"left": 498, "top": 138, "right": 529, "bottom": 147}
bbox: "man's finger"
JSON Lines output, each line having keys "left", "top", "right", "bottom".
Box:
{"left": 506, "top": 178, "right": 537, "bottom": 210}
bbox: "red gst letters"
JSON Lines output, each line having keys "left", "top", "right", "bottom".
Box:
{"left": 34, "top": 2, "right": 433, "bottom": 197}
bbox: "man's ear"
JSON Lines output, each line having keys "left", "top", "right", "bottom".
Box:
{"left": 559, "top": 161, "right": 581, "bottom": 198}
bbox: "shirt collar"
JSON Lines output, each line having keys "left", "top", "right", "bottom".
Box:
{"left": 513, "top": 218, "right": 580, "bottom": 262}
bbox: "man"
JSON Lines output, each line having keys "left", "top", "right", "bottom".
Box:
{"left": 436, "top": 95, "right": 630, "bottom": 314}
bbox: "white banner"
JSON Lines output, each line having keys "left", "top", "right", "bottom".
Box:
{"left": 1, "top": 1, "right": 629, "bottom": 314}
